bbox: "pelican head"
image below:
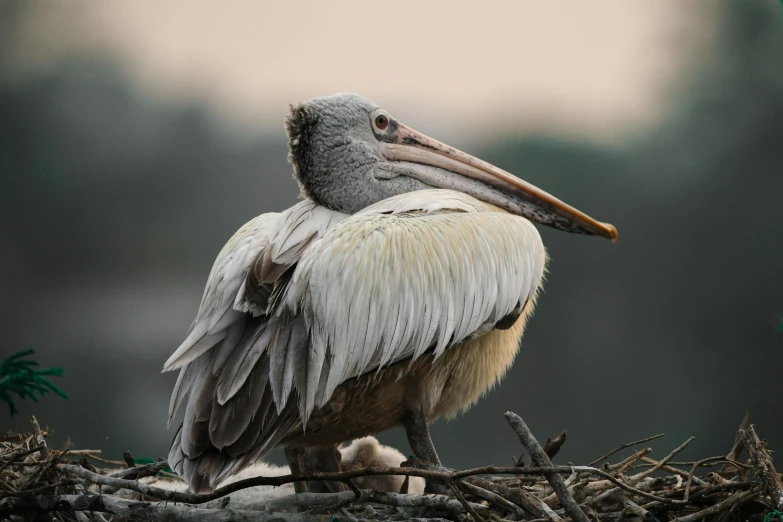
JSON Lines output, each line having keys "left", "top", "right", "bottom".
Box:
{"left": 285, "top": 93, "right": 617, "bottom": 240}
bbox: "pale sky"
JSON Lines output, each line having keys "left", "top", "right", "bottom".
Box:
{"left": 9, "top": 1, "right": 721, "bottom": 144}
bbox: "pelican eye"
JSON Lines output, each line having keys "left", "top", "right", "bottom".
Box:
{"left": 374, "top": 114, "right": 389, "bottom": 130}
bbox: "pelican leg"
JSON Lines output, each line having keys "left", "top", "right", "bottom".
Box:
{"left": 284, "top": 446, "right": 308, "bottom": 494}
{"left": 302, "top": 445, "right": 348, "bottom": 493}
{"left": 403, "top": 408, "right": 450, "bottom": 495}
{"left": 403, "top": 408, "right": 441, "bottom": 465}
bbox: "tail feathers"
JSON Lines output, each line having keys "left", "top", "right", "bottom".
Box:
{"left": 209, "top": 355, "right": 269, "bottom": 449}
{"left": 169, "top": 429, "right": 293, "bottom": 494}
{"left": 169, "top": 401, "right": 298, "bottom": 493}
{"left": 168, "top": 428, "right": 212, "bottom": 494}
{"left": 211, "top": 406, "right": 298, "bottom": 488}
{"left": 169, "top": 347, "right": 300, "bottom": 493}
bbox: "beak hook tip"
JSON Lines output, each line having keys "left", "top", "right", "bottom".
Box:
{"left": 604, "top": 223, "right": 619, "bottom": 243}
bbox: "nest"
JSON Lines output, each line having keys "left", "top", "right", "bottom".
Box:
{"left": 1, "top": 412, "right": 782, "bottom": 522}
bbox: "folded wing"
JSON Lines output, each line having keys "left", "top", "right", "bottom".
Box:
{"left": 164, "top": 200, "right": 347, "bottom": 492}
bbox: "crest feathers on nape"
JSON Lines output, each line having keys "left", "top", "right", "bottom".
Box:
{"left": 285, "top": 102, "right": 320, "bottom": 196}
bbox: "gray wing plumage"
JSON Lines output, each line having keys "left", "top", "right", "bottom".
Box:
{"left": 164, "top": 200, "right": 347, "bottom": 492}
{"left": 165, "top": 190, "right": 545, "bottom": 493}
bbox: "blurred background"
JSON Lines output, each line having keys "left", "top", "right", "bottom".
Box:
{"left": 2, "top": 0, "right": 782, "bottom": 470}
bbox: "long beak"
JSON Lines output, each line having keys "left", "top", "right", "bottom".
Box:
{"left": 379, "top": 123, "right": 618, "bottom": 241}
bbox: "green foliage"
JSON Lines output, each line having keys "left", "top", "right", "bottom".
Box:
{"left": 765, "top": 511, "right": 783, "bottom": 522}
{"left": 0, "top": 349, "right": 68, "bottom": 416}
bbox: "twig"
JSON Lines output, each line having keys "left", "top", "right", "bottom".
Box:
{"left": 122, "top": 451, "right": 135, "bottom": 469}
{"left": 722, "top": 411, "right": 750, "bottom": 474}
{"left": 741, "top": 425, "right": 783, "bottom": 510}
{"left": 448, "top": 479, "right": 485, "bottom": 522}
{"left": 504, "top": 411, "right": 589, "bottom": 522}
{"left": 542, "top": 431, "right": 567, "bottom": 461}
{"left": 63, "top": 450, "right": 102, "bottom": 457}
{"left": 632, "top": 437, "right": 695, "bottom": 481}
{"left": 606, "top": 447, "right": 652, "bottom": 472}
{"left": 73, "top": 453, "right": 127, "bottom": 467}
{"left": 589, "top": 433, "right": 665, "bottom": 466}
{"left": 29, "top": 417, "right": 49, "bottom": 462}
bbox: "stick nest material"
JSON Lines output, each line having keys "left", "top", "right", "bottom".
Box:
{"left": 1, "top": 412, "right": 781, "bottom": 522}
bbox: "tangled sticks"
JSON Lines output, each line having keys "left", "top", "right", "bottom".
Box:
{"left": 1, "top": 412, "right": 781, "bottom": 522}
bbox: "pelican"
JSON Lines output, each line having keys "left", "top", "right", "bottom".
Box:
{"left": 163, "top": 93, "right": 617, "bottom": 494}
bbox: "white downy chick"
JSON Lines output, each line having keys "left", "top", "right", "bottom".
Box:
{"left": 340, "top": 436, "right": 426, "bottom": 494}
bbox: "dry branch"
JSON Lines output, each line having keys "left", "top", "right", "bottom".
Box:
{"left": 28, "top": 416, "right": 49, "bottom": 462}
{"left": 543, "top": 431, "right": 567, "bottom": 460}
{"left": 504, "top": 411, "right": 590, "bottom": 522}
{"left": 589, "top": 433, "right": 665, "bottom": 466}
{"left": 723, "top": 411, "right": 751, "bottom": 473}
{"left": 741, "top": 424, "right": 783, "bottom": 511}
